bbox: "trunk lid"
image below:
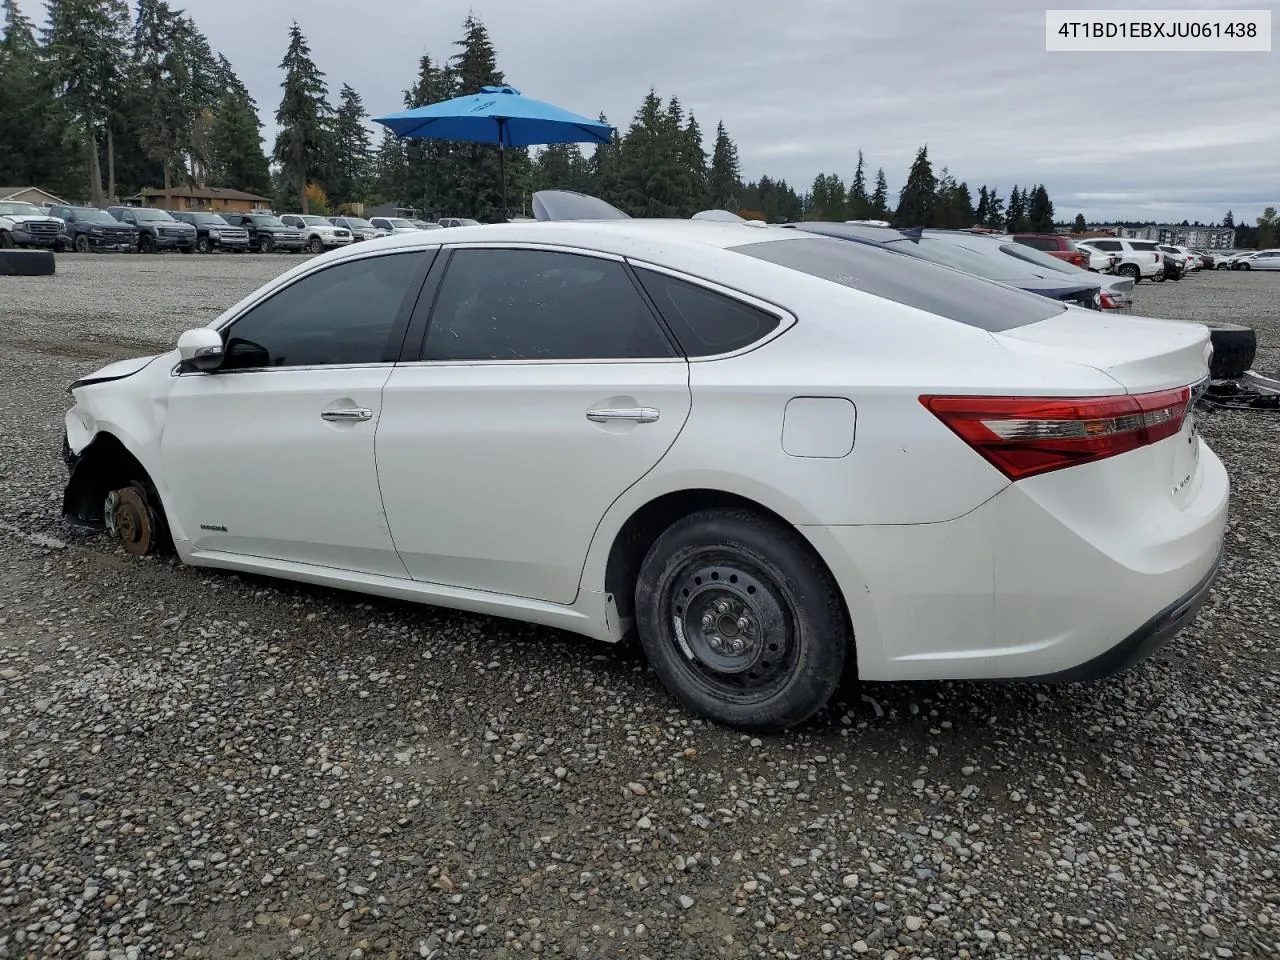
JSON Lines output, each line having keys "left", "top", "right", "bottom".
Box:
{"left": 993, "top": 311, "right": 1210, "bottom": 509}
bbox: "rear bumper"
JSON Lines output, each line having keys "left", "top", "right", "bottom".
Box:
{"left": 1026, "top": 545, "right": 1222, "bottom": 682}
{"left": 802, "top": 440, "right": 1229, "bottom": 682}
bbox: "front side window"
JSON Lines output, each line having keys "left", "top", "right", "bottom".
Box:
{"left": 422, "top": 248, "right": 676, "bottom": 362}
{"left": 220, "top": 252, "right": 427, "bottom": 370}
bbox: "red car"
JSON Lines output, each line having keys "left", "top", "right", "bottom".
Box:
{"left": 1012, "top": 234, "right": 1088, "bottom": 270}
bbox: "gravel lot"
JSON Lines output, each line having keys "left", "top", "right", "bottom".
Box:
{"left": 2, "top": 255, "right": 1278, "bottom": 960}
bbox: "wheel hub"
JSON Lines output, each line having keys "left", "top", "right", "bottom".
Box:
{"left": 104, "top": 487, "right": 154, "bottom": 556}
{"left": 672, "top": 563, "right": 790, "bottom": 679}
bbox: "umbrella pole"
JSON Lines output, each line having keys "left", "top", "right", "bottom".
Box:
{"left": 500, "top": 144, "right": 507, "bottom": 222}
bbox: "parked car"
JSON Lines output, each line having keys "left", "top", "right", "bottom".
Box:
{"left": 278, "top": 214, "right": 352, "bottom": 253}
{"left": 791, "top": 222, "right": 1103, "bottom": 309}
{"left": 1158, "top": 245, "right": 1198, "bottom": 276}
{"left": 940, "top": 231, "right": 1135, "bottom": 310}
{"left": 221, "top": 213, "right": 306, "bottom": 253}
{"left": 48, "top": 205, "right": 138, "bottom": 253}
{"left": 58, "top": 203, "right": 1227, "bottom": 730}
{"left": 1069, "top": 241, "right": 1120, "bottom": 273}
{"left": 1234, "top": 249, "right": 1280, "bottom": 271}
{"left": 0, "top": 199, "right": 65, "bottom": 249}
{"left": 369, "top": 216, "right": 422, "bottom": 236}
{"left": 169, "top": 211, "right": 251, "bottom": 253}
{"left": 328, "top": 216, "right": 378, "bottom": 241}
{"left": 1157, "top": 248, "right": 1188, "bottom": 281}
{"left": 1075, "top": 238, "right": 1162, "bottom": 282}
{"left": 437, "top": 217, "right": 481, "bottom": 228}
{"left": 1011, "top": 233, "right": 1089, "bottom": 269}
{"left": 106, "top": 206, "right": 196, "bottom": 254}
{"left": 409, "top": 219, "right": 444, "bottom": 231}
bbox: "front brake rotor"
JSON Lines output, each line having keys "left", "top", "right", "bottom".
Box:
{"left": 104, "top": 486, "right": 155, "bottom": 556}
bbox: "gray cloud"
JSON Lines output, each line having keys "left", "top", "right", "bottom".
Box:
{"left": 173, "top": 0, "right": 1277, "bottom": 224}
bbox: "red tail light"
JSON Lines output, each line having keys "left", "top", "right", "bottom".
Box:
{"left": 920, "top": 387, "right": 1192, "bottom": 481}
{"left": 1099, "top": 292, "right": 1120, "bottom": 309}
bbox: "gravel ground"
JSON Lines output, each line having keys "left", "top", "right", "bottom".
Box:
{"left": 1, "top": 255, "right": 1278, "bottom": 960}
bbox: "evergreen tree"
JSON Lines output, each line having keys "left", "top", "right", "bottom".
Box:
{"left": 808, "top": 173, "right": 846, "bottom": 220}
{"left": 846, "top": 150, "right": 871, "bottom": 220}
{"left": 616, "top": 89, "right": 688, "bottom": 217}
{"left": 209, "top": 88, "right": 270, "bottom": 194}
{"left": 893, "top": 145, "right": 936, "bottom": 227}
{"left": 869, "top": 168, "right": 890, "bottom": 219}
{"left": 42, "top": 0, "right": 131, "bottom": 204}
{"left": 1222, "top": 210, "right": 1234, "bottom": 228}
{"left": 1005, "top": 186, "right": 1026, "bottom": 232}
{"left": 983, "top": 187, "right": 1004, "bottom": 229}
{"left": 0, "top": 0, "right": 77, "bottom": 193}
{"left": 708, "top": 120, "right": 741, "bottom": 211}
{"left": 1072, "top": 212, "right": 1087, "bottom": 232}
{"left": 532, "top": 142, "right": 590, "bottom": 193}
{"left": 975, "top": 186, "right": 990, "bottom": 225}
{"left": 587, "top": 111, "right": 623, "bottom": 207}
{"left": 370, "top": 127, "right": 406, "bottom": 206}
{"left": 330, "top": 83, "right": 371, "bottom": 207}
{"left": 1026, "top": 183, "right": 1054, "bottom": 232}
{"left": 1258, "top": 206, "right": 1278, "bottom": 248}
{"left": 682, "top": 112, "right": 708, "bottom": 210}
{"left": 402, "top": 53, "right": 456, "bottom": 218}
{"left": 130, "top": 0, "right": 197, "bottom": 205}
{"left": 448, "top": 15, "right": 518, "bottom": 221}
{"left": 273, "top": 21, "right": 332, "bottom": 213}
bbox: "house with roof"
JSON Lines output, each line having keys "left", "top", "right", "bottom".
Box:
{"left": 133, "top": 186, "right": 272, "bottom": 214}
{"left": 0, "top": 185, "right": 70, "bottom": 207}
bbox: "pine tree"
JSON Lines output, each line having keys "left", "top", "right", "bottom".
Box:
{"left": 1005, "top": 186, "right": 1026, "bottom": 232}
{"left": 682, "top": 112, "right": 708, "bottom": 211}
{"left": 1258, "top": 206, "right": 1278, "bottom": 248}
{"left": 1222, "top": 210, "right": 1234, "bottom": 228}
{"left": 616, "top": 89, "right": 688, "bottom": 217}
{"left": 43, "top": 0, "right": 131, "bottom": 204}
{"left": 330, "top": 83, "right": 371, "bottom": 207}
{"left": 983, "top": 187, "right": 1004, "bottom": 228}
{"left": 893, "top": 145, "right": 936, "bottom": 227}
{"left": 1026, "top": 184, "right": 1054, "bottom": 232}
{"left": 131, "top": 0, "right": 198, "bottom": 205}
{"left": 0, "top": 0, "right": 77, "bottom": 192}
{"left": 870, "top": 168, "right": 890, "bottom": 219}
{"left": 449, "top": 15, "right": 515, "bottom": 221}
{"left": 402, "top": 53, "right": 456, "bottom": 218}
{"left": 846, "top": 150, "right": 871, "bottom": 220}
{"left": 370, "top": 128, "right": 406, "bottom": 206}
{"left": 808, "top": 173, "right": 846, "bottom": 220}
{"left": 975, "top": 186, "right": 990, "bottom": 225}
{"left": 273, "top": 22, "right": 331, "bottom": 213}
{"left": 209, "top": 88, "right": 270, "bottom": 194}
{"left": 1072, "top": 212, "right": 1087, "bottom": 232}
{"left": 533, "top": 142, "right": 589, "bottom": 193}
{"left": 708, "top": 121, "right": 742, "bottom": 211}
{"left": 587, "top": 111, "right": 623, "bottom": 207}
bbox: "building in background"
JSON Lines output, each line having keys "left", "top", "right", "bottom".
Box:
{"left": 132, "top": 186, "right": 271, "bottom": 213}
{"left": 1119, "top": 225, "right": 1236, "bottom": 248}
{"left": 0, "top": 185, "right": 69, "bottom": 207}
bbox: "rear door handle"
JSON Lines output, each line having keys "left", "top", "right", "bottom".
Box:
{"left": 321, "top": 407, "right": 373, "bottom": 422}
{"left": 586, "top": 406, "right": 660, "bottom": 424}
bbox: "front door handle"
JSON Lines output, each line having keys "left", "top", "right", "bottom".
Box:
{"left": 321, "top": 407, "right": 373, "bottom": 422}
{"left": 586, "top": 406, "right": 660, "bottom": 424}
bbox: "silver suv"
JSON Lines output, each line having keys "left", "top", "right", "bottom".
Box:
{"left": 279, "top": 214, "right": 352, "bottom": 254}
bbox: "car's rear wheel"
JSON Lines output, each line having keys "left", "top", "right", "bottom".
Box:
{"left": 635, "top": 508, "right": 848, "bottom": 732}
{"left": 1119, "top": 263, "right": 1139, "bottom": 281}
{"left": 0, "top": 231, "right": 13, "bottom": 249}
{"left": 1239, "top": 262, "right": 1250, "bottom": 271}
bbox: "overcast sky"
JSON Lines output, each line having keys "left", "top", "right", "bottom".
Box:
{"left": 166, "top": 0, "right": 1276, "bottom": 224}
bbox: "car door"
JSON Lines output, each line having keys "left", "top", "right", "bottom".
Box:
{"left": 376, "top": 244, "right": 692, "bottom": 604}
{"left": 160, "top": 248, "right": 436, "bottom": 576}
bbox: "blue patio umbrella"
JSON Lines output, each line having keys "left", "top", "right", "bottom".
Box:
{"left": 373, "top": 85, "right": 614, "bottom": 219}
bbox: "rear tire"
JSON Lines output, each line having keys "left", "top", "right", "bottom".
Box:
{"left": 0, "top": 230, "right": 14, "bottom": 249}
{"left": 1119, "top": 263, "right": 1139, "bottom": 281}
{"left": 634, "top": 508, "right": 849, "bottom": 732}
{"left": 1239, "top": 262, "right": 1250, "bottom": 271}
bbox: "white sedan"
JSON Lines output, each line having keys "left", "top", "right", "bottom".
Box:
{"left": 60, "top": 212, "right": 1229, "bottom": 731}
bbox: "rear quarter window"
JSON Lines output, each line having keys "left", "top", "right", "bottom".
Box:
{"left": 632, "top": 268, "right": 781, "bottom": 356}
{"left": 729, "top": 236, "right": 1065, "bottom": 332}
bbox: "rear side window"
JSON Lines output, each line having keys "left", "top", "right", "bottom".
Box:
{"left": 729, "top": 236, "right": 1065, "bottom": 332}
{"left": 1130, "top": 241, "right": 1159, "bottom": 251}
{"left": 633, "top": 268, "right": 780, "bottom": 356}
{"left": 1091, "top": 240, "right": 1121, "bottom": 251}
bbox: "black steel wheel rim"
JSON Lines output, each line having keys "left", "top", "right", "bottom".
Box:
{"left": 664, "top": 550, "right": 799, "bottom": 703}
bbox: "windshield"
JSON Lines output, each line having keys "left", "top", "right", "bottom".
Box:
{"left": 253, "top": 216, "right": 286, "bottom": 228}
{"left": 299, "top": 215, "right": 330, "bottom": 225}
{"left": 192, "top": 214, "right": 229, "bottom": 225}
{"left": 76, "top": 209, "right": 120, "bottom": 225}
{"left": 345, "top": 218, "right": 374, "bottom": 229}
{"left": 388, "top": 218, "right": 415, "bottom": 229}
{"left": 131, "top": 208, "right": 177, "bottom": 222}
{"left": 0, "top": 201, "right": 44, "bottom": 217}
{"left": 730, "top": 236, "right": 1065, "bottom": 332}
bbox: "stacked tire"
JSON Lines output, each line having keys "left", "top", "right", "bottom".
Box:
{"left": 0, "top": 249, "right": 55, "bottom": 276}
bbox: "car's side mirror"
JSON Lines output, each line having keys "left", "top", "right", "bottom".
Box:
{"left": 177, "top": 328, "right": 224, "bottom": 372}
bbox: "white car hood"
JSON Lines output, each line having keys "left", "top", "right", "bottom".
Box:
{"left": 2, "top": 214, "right": 61, "bottom": 225}
{"left": 70, "top": 353, "right": 164, "bottom": 390}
